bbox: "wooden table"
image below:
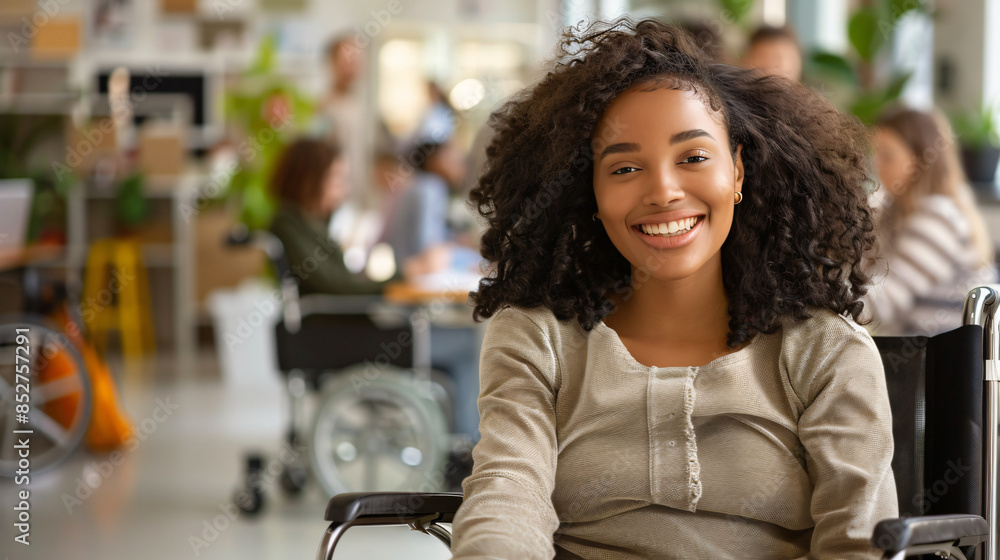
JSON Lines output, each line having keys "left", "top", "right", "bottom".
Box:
{"left": 0, "top": 244, "right": 64, "bottom": 272}
{"left": 382, "top": 282, "right": 473, "bottom": 305}
{"left": 380, "top": 280, "right": 480, "bottom": 383}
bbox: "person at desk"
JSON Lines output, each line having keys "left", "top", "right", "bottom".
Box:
{"left": 269, "top": 137, "right": 395, "bottom": 296}
{"left": 269, "top": 137, "right": 482, "bottom": 441}
{"left": 451, "top": 18, "right": 896, "bottom": 559}
{"left": 384, "top": 139, "right": 481, "bottom": 275}
{"left": 864, "top": 107, "right": 997, "bottom": 335}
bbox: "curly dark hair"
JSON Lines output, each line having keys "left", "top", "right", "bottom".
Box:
{"left": 470, "top": 17, "right": 877, "bottom": 347}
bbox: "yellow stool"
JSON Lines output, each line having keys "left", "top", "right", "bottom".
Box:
{"left": 82, "top": 238, "right": 156, "bottom": 365}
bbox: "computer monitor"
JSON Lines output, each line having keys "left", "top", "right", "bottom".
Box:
{"left": 94, "top": 70, "right": 218, "bottom": 151}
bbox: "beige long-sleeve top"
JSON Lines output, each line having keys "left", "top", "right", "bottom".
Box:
{"left": 450, "top": 305, "right": 898, "bottom": 559}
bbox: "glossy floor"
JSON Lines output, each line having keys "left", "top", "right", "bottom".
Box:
{"left": 0, "top": 352, "right": 453, "bottom": 560}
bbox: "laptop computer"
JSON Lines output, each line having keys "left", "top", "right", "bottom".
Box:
{"left": 0, "top": 179, "right": 34, "bottom": 251}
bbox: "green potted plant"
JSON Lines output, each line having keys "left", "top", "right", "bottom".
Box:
{"left": 113, "top": 172, "right": 151, "bottom": 236}
{"left": 223, "top": 34, "right": 315, "bottom": 230}
{"left": 951, "top": 104, "right": 1000, "bottom": 184}
{"left": 0, "top": 112, "right": 76, "bottom": 244}
{"left": 805, "top": 0, "right": 927, "bottom": 124}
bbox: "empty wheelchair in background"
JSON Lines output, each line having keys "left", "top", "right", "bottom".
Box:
{"left": 314, "top": 286, "right": 1000, "bottom": 560}
{"left": 0, "top": 317, "right": 91, "bottom": 477}
{"left": 225, "top": 227, "right": 467, "bottom": 515}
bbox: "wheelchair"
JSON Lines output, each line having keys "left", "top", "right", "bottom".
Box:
{"left": 0, "top": 268, "right": 92, "bottom": 477}
{"left": 225, "top": 227, "right": 473, "bottom": 515}
{"left": 0, "top": 318, "right": 91, "bottom": 477}
{"left": 314, "top": 286, "right": 1000, "bottom": 560}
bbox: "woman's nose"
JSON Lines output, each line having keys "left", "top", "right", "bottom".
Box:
{"left": 641, "top": 165, "right": 685, "bottom": 207}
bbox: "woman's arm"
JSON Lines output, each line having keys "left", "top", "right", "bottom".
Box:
{"left": 451, "top": 307, "right": 561, "bottom": 560}
{"left": 793, "top": 319, "right": 898, "bottom": 559}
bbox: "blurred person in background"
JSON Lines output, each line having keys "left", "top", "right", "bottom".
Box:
{"left": 319, "top": 35, "right": 369, "bottom": 201}
{"left": 411, "top": 81, "right": 457, "bottom": 145}
{"left": 385, "top": 139, "right": 482, "bottom": 276}
{"left": 319, "top": 35, "right": 393, "bottom": 271}
{"left": 741, "top": 25, "right": 802, "bottom": 82}
{"left": 863, "top": 107, "right": 997, "bottom": 335}
{"left": 269, "top": 137, "right": 397, "bottom": 295}
{"left": 270, "top": 137, "right": 482, "bottom": 440}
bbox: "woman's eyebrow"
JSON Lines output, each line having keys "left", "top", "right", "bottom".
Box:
{"left": 599, "top": 130, "right": 715, "bottom": 161}
{"left": 598, "top": 142, "right": 640, "bottom": 161}
{"left": 670, "top": 128, "right": 714, "bottom": 145}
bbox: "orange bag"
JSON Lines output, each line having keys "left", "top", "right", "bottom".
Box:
{"left": 37, "top": 305, "right": 134, "bottom": 451}
{"left": 38, "top": 348, "right": 81, "bottom": 428}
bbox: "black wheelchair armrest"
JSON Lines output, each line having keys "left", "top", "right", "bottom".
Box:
{"left": 872, "top": 514, "right": 988, "bottom": 552}
{"left": 325, "top": 491, "right": 464, "bottom": 523}
{"left": 318, "top": 492, "right": 465, "bottom": 560}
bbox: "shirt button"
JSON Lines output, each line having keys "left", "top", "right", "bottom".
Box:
{"left": 668, "top": 441, "right": 676, "bottom": 447}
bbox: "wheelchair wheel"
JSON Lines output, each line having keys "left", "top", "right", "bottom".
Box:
{"left": 308, "top": 365, "right": 450, "bottom": 497}
{"left": 0, "top": 322, "right": 91, "bottom": 476}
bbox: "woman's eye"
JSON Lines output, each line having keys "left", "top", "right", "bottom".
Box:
{"left": 611, "top": 166, "right": 640, "bottom": 175}
{"left": 681, "top": 155, "right": 708, "bottom": 164}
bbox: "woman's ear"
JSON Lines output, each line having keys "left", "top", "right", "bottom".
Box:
{"left": 734, "top": 144, "right": 745, "bottom": 192}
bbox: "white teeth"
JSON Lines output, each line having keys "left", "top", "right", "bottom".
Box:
{"left": 639, "top": 217, "right": 700, "bottom": 236}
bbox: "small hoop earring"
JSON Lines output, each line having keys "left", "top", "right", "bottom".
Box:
{"left": 592, "top": 212, "right": 600, "bottom": 221}
{"left": 734, "top": 192, "right": 743, "bottom": 205}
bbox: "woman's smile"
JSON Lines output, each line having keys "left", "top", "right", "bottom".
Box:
{"left": 631, "top": 214, "right": 706, "bottom": 249}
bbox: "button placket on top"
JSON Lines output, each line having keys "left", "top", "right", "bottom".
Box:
{"left": 648, "top": 365, "right": 702, "bottom": 512}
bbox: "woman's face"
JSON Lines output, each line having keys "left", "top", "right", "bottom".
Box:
{"left": 873, "top": 127, "right": 917, "bottom": 197}
{"left": 592, "top": 85, "right": 743, "bottom": 283}
{"left": 319, "top": 158, "right": 349, "bottom": 215}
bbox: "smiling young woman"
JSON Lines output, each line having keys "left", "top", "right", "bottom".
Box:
{"left": 452, "top": 18, "right": 894, "bottom": 560}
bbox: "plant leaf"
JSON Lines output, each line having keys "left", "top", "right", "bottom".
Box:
{"left": 848, "top": 7, "right": 884, "bottom": 62}
{"left": 807, "top": 50, "right": 858, "bottom": 85}
{"left": 719, "top": 0, "right": 754, "bottom": 23}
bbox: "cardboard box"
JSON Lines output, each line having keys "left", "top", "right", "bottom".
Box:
{"left": 31, "top": 17, "right": 81, "bottom": 59}
{"left": 138, "top": 122, "right": 186, "bottom": 177}
{"left": 66, "top": 117, "right": 118, "bottom": 176}
{"left": 161, "top": 0, "right": 197, "bottom": 14}
{"left": 0, "top": 0, "right": 36, "bottom": 21}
